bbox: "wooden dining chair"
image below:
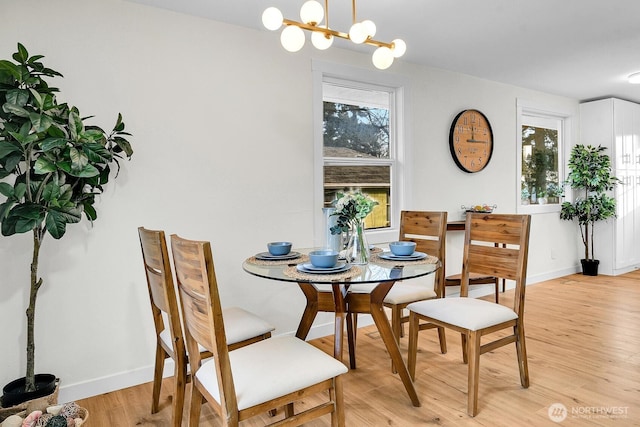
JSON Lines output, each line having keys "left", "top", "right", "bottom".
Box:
{"left": 138, "top": 227, "right": 275, "bottom": 427}
{"left": 382, "top": 211, "right": 448, "bottom": 351}
{"left": 444, "top": 215, "right": 505, "bottom": 303}
{"left": 170, "top": 234, "right": 348, "bottom": 427}
{"left": 406, "top": 213, "right": 531, "bottom": 417}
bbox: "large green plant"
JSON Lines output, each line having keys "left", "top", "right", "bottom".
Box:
{"left": 560, "top": 145, "right": 618, "bottom": 261}
{"left": 0, "top": 43, "right": 133, "bottom": 392}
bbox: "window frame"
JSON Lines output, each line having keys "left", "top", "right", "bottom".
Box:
{"left": 312, "top": 61, "right": 410, "bottom": 245}
{"left": 516, "top": 99, "right": 571, "bottom": 214}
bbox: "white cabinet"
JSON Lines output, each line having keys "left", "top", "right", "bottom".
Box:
{"left": 579, "top": 98, "right": 640, "bottom": 275}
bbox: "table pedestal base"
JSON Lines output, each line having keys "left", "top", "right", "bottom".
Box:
{"left": 296, "top": 281, "right": 421, "bottom": 407}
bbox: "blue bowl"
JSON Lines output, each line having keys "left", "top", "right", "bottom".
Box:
{"left": 389, "top": 241, "right": 417, "bottom": 256}
{"left": 267, "top": 242, "right": 292, "bottom": 256}
{"left": 309, "top": 250, "right": 339, "bottom": 268}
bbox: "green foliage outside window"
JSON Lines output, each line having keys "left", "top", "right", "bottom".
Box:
{"left": 522, "top": 125, "right": 559, "bottom": 204}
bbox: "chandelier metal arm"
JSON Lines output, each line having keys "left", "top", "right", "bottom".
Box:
{"left": 282, "top": 18, "right": 393, "bottom": 49}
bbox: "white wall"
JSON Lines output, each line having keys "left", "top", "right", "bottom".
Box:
{"left": 0, "top": 0, "right": 581, "bottom": 402}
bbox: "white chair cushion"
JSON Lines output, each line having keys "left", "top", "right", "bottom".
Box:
{"left": 196, "top": 336, "right": 348, "bottom": 410}
{"left": 383, "top": 284, "right": 437, "bottom": 304}
{"left": 222, "top": 306, "right": 275, "bottom": 345}
{"left": 348, "top": 274, "right": 436, "bottom": 298}
{"left": 160, "top": 306, "right": 275, "bottom": 352}
{"left": 407, "top": 298, "right": 517, "bottom": 331}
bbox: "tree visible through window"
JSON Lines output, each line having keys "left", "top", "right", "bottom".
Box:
{"left": 322, "top": 80, "right": 394, "bottom": 229}
{"left": 521, "top": 116, "right": 561, "bottom": 205}
{"left": 323, "top": 103, "right": 389, "bottom": 158}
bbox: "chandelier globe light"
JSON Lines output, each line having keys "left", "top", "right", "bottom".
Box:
{"left": 262, "top": 0, "right": 406, "bottom": 70}
{"left": 300, "top": 0, "right": 324, "bottom": 25}
{"left": 362, "top": 20, "right": 376, "bottom": 38}
{"left": 262, "top": 7, "right": 284, "bottom": 31}
{"left": 348, "top": 22, "right": 368, "bottom": 44}
{"left": 280, "top": 25, "right": 306, "bottom": 52}
{"left": 312, "top": 28, "right": 334, "bottom": 50}
{"left": 391, "top": 39, "right": 406, "bottom": 57}
{"left": 372, "top": 46, "right": 394, "bottom": 70}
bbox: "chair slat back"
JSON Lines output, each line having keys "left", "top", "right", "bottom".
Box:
{"left": 170, "top": 235, "right": 239, "bottom": 414}
{"left": 461, "top": 214, "right": 531, "bottom": 316}
{"left": 138, "top": 227, "right": 184, "bottom": 354}
{"left": 467, "top": 213, "right": 528, "bottom": 246}
{"left": 466, "top": 245, "right": 521, "bottom": 281}
{"left": 399, "top": 211, "right": 448, "bottom": 295}
{"left": 139, "top": 227, "right": 173, "bottom": 313}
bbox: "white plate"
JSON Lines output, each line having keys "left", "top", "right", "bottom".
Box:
{"left": 379, "top": 251, "right": 427, "bottom": 261}
{"left": 296, "top": 262, "right": 350, "bottom": 274}
{"left": 255, "top": 251, "right": 301, "bottom": 261}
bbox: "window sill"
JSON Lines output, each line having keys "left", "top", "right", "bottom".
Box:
{"left": 517, "top": 203, "right": 561, "bottom": 215}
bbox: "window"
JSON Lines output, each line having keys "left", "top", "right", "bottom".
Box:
{"left": 322, "top": 80, "right": 393, "bottom": 229}
{"left": 313, "top": 63, "right": 407, "bottom": 244}
{"left": 517, "top": 100, "right": 570, "bottom": 214}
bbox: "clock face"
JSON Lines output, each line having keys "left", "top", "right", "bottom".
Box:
{"left": 449, "top": 109, "right": 494, "bottom": 173}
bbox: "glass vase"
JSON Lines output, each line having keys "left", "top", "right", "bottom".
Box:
{"left": 346, "top": 219, "right": 370, "bottom": 264}
{"left": 322, "top": 207, "right": 343, "bottom": 253}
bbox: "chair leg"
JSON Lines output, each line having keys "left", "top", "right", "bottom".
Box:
{"left": 391, "top": 306, "right": 402, "bottom": 344}
{"left": 346, "top": 312, "right": 357, "bottom": 370}
{"left": 151, "top": 344, "right": 165, "bottom": 414}
{"left": 515, "top": 323, "right": 530, "bottom": 388}
{"left": 494, "top": 279, "right": 499, "bottom": 303}
{"left": 461, "top": 333, "right": 468, "bottom": 364}
{"left": 467, "top": 330, "right": 481, "bottom": 417}
{"left": 437, "top": 326, "right": 447, "bottom": 354}
{"left": 330, "top": 375, "right": 345, "bottom": 427}
{"left": 172, "top": 354, "right": 187, "bottom": 427}
{"left": 189, "top": 383, "right": 204, "bottom": 426}
{"left": 407, "top": 312, "right": 419, "bottom": 380}
{"left": 390, "top": 306, "right": 403, "bottom": 374}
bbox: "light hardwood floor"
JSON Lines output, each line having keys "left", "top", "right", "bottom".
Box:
{"left": 77, "top": 271, "right": 640, "bottom": 426}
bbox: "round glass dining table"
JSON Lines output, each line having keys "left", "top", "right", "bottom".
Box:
{"left": 243, "top": 249, "right": 440, "bottom": 407}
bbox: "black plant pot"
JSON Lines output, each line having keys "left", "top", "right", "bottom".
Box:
{"left": 1, "top": 374, "right": 57, "bottom": 408}
{"left": 581, "top": 259, "right": 600, "bottom": 276}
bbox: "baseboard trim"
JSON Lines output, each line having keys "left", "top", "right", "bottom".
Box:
{"left": 58, "top": 364, "right": 157, "bottom": 403}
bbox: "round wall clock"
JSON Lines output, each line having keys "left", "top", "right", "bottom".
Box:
{"left": 449, "top": 109, "right": 494, "bottom": 173}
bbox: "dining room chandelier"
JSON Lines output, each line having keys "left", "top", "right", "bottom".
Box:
{"left": 262, "top": 0, "right": 406, "bottom": 70}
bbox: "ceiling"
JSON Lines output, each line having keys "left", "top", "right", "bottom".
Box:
{"left": 129, "top": 0, "right": 640, "bottom": 104}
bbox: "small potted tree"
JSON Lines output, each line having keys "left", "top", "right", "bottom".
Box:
{"left": 0, "top": 43, "right": 133, "bottom": 408}
{"left": 545, "top": 182, "right": 562, "bottom": 204}
{"left": 560, "top": 145, "right": 618, "bottom": 276}
{"left": 536, "top": 188, "right": 548, "bottom": 205}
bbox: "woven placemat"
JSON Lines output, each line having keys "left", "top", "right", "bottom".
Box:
{"left": 245, "top": 254, "right": 309, "bottom": 266}
{"left": 370, "top": 252, "right": 439, "bottom": 266}
{"left": 283, "top": 265, "right": 362, "bottom": 281}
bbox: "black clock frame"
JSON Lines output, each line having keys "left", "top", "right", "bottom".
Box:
{"left": 448, "top": 109, "right": 494, "bottom": 173}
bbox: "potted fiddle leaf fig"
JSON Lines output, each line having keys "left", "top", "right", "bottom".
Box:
{"left": 560, "top": 145, "right": 618, "bottom": 276}
{"left": 0, "top": 43, "right": 133, "bottom": 407}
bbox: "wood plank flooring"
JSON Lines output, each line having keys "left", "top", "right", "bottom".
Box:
{"left": 77, "top": 271, "right": 640, "bottom": 426}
